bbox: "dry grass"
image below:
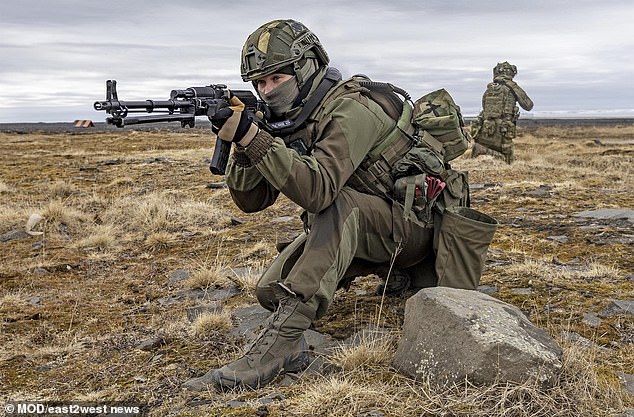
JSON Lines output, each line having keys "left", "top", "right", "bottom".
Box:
{"left": 49, "top": 180, "right": 76, "bottom": 199}
{"left": 184, "top": 249, "right": 235, "bottom": 289}
{"left": 145, "top": 231, "right": 178, "bottom": 251}
{"left": 1, "top": 125, "right": 632, "bottom": 416}
{"left": 505, "top": 258, "right": 621, "bottom": 282}
{"left": 227, "top": 264, "right": 265, "bottom": 298}
{"left": 0, "top": 181, "right": 15, "bottom": 194}
{"left": 186, "top": 266, "right": 234, "bottom": 289}
{"left": 76, "top": 223, "right": 119, "bottom": 251}
{"left": 0, "top": 290, "right": 28, "bottom": 307}
{"left": 279, "top": 342, "right": 629, "bottom": 417}
{"left": 192, "top": 311, "right": 233, "bottom": 336}
{"left": 42, "top": 199, "right": 86, "bottom": 224}
{"left": 329, "top": 329, "right": 397, "bottom": 370}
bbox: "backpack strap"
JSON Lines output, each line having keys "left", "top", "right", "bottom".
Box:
{"left": 403, "top": 174, "right": 419, "bottom": 220}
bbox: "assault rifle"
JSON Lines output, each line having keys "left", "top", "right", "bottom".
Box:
{"left": 93, "top": 80, "right": 264, "bottom": 175}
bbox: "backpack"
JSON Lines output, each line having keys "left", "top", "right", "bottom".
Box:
{"left": 354, "top": 81, "right": 471, "bottom": 222}
{"left": 352, "top": 79, "right": 469, "bottom": 164}
{"left": 411, "top": 88, "right": 470, "bottom": 163}
{"left": 312, "top": 74, "right": 470, "bottom": 223}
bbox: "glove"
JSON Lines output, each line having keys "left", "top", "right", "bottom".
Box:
{"left": 209, "top": 95, "right": 259, "bottom": 146}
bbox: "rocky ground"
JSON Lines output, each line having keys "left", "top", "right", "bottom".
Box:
{"left": 0, "top": 121, "right": 633, "bottom": 416}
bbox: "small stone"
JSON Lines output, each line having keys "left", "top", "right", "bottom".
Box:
{"left": 547, "top": 235, "right": 569, "bottom": 244}
{"left": 560, "top": 331, "right": 595, "bottom": 348}
{"left": 598, "top": 300, "right": 634, "bottom": 318}
{"left": 617, "top": 372, "right": 634, "bottom": 395}
{"left": 168, "top": 269, "right": 190, "bottom": 285}
{"left": 136, "top": 337, "right": 165, "bottom": 351}
{"left": 99, "top": 159, "right": 124, "bottom": 166}
{"left": 258, "top": 392, "right": 286, "bottom": 405}
{"left": 0, "top": 229, "right": 32, "bottom": 242}
{"left": 581, "top": 312, "right": 602, "bottom": 328}
{"left": 79, "top": 166, "right": 98, "bottom": 171}
{"left": 477, "top": 285, "right": 498, "bottom": 295}
{"left": 575, "top": 208, "right": 634, "bottom": 223}
{"left": 526, "top": 185, "right": 552, "bottom": 197}
{"left": 31, "top": 239, "right": 48, "bottom": 250}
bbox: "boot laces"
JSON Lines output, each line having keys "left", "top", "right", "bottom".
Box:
{"left": 243, "top": 295, "right": 295, "bottom": 355}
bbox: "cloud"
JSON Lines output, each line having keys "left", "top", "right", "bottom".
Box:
{"left": 0, "top": 0, "right": 633, "bottom": 122}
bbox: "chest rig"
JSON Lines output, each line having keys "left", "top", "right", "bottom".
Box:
{"left": 263, "top": 68, "right": 418, "bottom": 202}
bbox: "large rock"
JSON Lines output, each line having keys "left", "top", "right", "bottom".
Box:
{"left": 393, "top": 287, "right": 563, "bottom": 388}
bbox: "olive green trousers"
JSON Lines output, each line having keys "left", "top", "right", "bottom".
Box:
{"left": 256, "top": 187, "right": 433, "bottom": 319}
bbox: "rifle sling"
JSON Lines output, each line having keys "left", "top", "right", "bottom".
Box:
{"left": 496, "top": 79, "right": 520, "bottom": 103}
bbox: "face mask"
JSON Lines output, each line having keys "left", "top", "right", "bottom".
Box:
{"left": 296, "top": 58, "right": 318, "bottom": 89}
{"left": 261, "top": 76, "right": 299, "bottom": 116}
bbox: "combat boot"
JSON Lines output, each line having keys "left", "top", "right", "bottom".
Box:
{"left": 375, "top": 266, "right": 411, "bottom": 296}
{"left": 183, "top": 283, "right": 315, "bottom": 392}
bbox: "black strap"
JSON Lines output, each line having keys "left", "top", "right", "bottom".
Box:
{"left": 292, "top": 69, "right": 321, "bottom": 108}
{"left": 496, "top": 79, "right": 520, "bottom": 103}
{"left": 264, "top": 67, "right": 342, "bottom": 137}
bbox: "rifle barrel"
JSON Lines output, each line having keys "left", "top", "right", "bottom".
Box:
{"left": 94, "top": 99, "right": 193, "bottom": 112}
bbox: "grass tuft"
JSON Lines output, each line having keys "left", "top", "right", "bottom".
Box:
{"left": 193, "top": 311, "right": 233, "bottom": 336}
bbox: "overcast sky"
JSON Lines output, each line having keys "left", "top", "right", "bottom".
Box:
{"left": 0, "top": 0, "right": 632, "bottom": 123}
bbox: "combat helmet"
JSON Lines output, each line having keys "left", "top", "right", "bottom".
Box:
{"left": 241, "top": 19, "right": 329, "bottom": 85}
{"left": 493, "top": 61, "right": 517, "bottom": 78}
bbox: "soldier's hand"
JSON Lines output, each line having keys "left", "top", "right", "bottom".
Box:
{"left": 210, "top": 95, "right": 259, "bottom": 147}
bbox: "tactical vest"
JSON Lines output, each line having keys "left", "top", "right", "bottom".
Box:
{"left": 342, "top": 78, "right": 470, "bottom": 213}
{"left": 481, "top": 81, "right": 517, "bottom": 120}
{"left": 344, "top": 76, "right": 416, "bottom": 199}
{"left": 275, "top": 73, "right": 415, "bottom": 199}
{"left": 276, "top": 71, "right": 469, "bottom": 221}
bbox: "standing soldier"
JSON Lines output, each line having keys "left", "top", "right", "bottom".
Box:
{"left": 471, "top": 62, "right": 534, "bottom": 164}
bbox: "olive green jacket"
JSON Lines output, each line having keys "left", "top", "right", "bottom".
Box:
{"left": 225, "top": 75, "right": 397, "bottom": 214}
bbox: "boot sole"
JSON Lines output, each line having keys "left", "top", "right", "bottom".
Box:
{"left": 214, "top": 350, "right": 310, "bottom": 390}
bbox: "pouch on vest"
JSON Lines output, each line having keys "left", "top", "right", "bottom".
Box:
{"left": 393, "top": 173, "right": 427, "bottom": 221}
{"left": 391, "top": 142, "right": 469, "bottom": 221}
{"left": 434, "top": 169, "right": 470, "bottom": 213}
{"left": 434, "top": 206, "right": 498, "bottom": 290}
{"left": 412, "top": 88, "right": 469, "bottom": 162}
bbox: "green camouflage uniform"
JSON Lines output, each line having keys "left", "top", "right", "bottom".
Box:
{"left": 471, "top": 62, "right": 534, "bottom": 163}
{"left": 226, "top": 71, "right": 433, "bottom": 318}
{"left": 184, "top": 19, "right": 496, "bottom": 392}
